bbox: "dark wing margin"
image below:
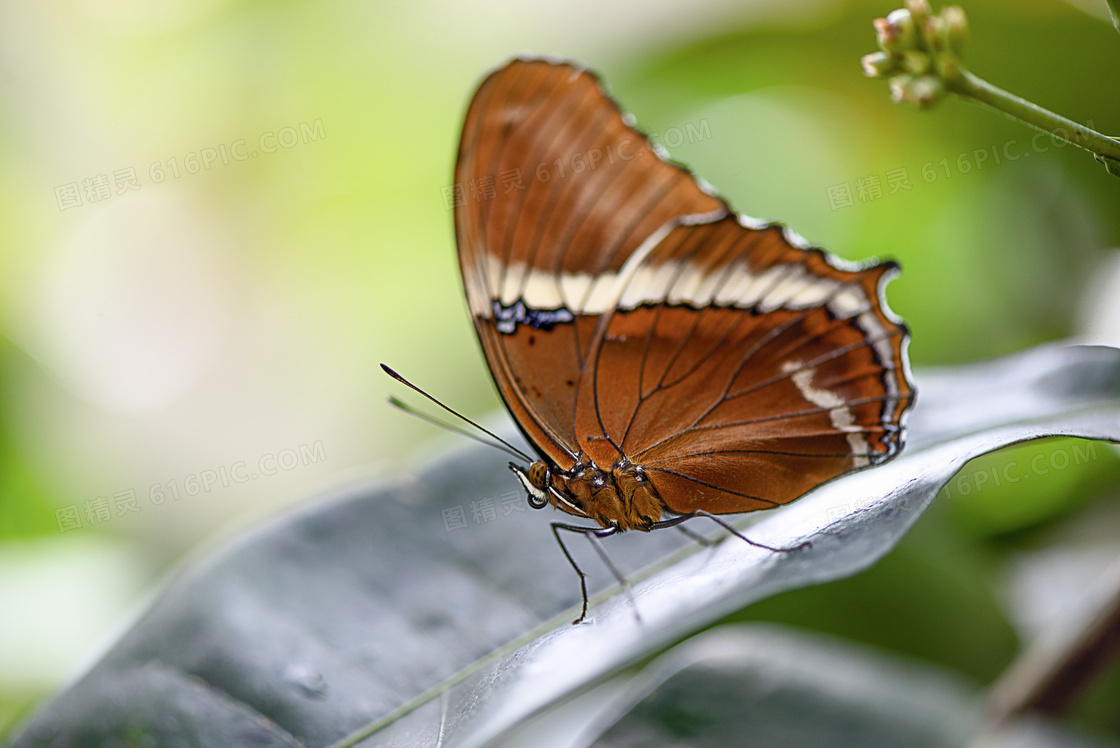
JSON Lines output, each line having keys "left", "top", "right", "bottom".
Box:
{"left": 454, "top": 57, "right": 727, "bottom": 467}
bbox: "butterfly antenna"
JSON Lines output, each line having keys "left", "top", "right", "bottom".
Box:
{"left": 388, "top": 396, "right": 529, "bottom": 461}
{"left": 381, "top": 364, "right": 534, "bottom": 463}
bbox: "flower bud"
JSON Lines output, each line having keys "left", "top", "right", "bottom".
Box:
{"left": 888, "top": 74, "right": 945, "bottom": 108}
{"left": 861, "top": 51, "right": 898, "bottom": 77}
{"left": 924, "top": 15, "right": 947, "bottom": 53}
{"left": 875, "top": 9, "right": 916, "bottom": 52}
{"left": 906, "top": 0, "right": 931, "bottom": 28}
{"left": 889, "top": 74, "right": 914, "bottom": 104}
{"left": 902, "top": 50, "right": 930, "bottom": 74}
{"left": 943, "top": 6, "right": 968, "bottom": 55}
{"left": 909, "top": 75, "right": 946, "bottom": 108}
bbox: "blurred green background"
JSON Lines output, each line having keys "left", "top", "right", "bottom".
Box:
{"left": 2, "top": 0, "right": 1119, "bottom": 739}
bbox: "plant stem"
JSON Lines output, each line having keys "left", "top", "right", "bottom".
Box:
{"left": 1108, "top": 0, "right": 1120, "bottom": 36}
{"left": 946, "top": 71, "right": 1120, "bottom": 170}
{"left": 984, "top": 554, "right": 1120, "bottom": 728}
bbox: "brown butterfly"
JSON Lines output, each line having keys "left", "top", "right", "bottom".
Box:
{"left": 387, "top": 57, "right": 914, "bottom": 624}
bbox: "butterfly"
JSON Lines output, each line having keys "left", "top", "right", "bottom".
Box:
{"left": 387, "top": 57, "right": 914, "bottom": 624}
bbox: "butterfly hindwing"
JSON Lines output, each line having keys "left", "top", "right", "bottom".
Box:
{"left": 573, "top": 216, "right": 913, "bottom": 513}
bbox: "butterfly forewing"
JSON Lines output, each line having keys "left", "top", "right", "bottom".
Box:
{"left": 455, "top": 59, "right": 726, "bottom": 467}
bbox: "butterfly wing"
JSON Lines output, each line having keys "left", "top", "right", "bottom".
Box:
{"left": 574, "top": 215, "right": 914, "bottom": 514}
{"left": 454, "top": 58, "right": 726, "bottom": 468}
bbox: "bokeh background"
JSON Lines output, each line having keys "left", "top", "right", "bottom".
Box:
{"left": 2, "top": 0, "right": 1120, "bottom": 739}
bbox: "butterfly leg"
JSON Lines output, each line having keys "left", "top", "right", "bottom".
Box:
{"left": 582, "top": 528, "right": 642, "bottom": 625}
{"left": 650, "top": 511, "right": 811, "bottom": 553}
{"left": 550, "top": 522, "right": 628, "bottom": 625}
{"left": 674, "top": 523, "right": 717, "bottom": 547}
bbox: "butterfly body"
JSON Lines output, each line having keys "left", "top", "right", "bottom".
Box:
{"left": 512, "top": 457, "right": 663, "bottom": 531}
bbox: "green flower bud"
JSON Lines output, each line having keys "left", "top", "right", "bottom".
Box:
{"left": 889, "top": 74, "right": 915, "bottom": 104}
{"left": 861, "top": 51, "right": 899, "bottom": 77}
{"left": 924, "top": 15, "right": 947, "bottom": 53}
{"left": 874, "top": 17, "right": 891, "bottom": 51}
{"left": 906, "top": 0, "right": 931, "bottom": 23}
{"left": 888, "top": 74, "right": 945, "bottom": 108}
{"left": 902, "top": 50, "right": 931, "bottom": 74}
{"left": 909, "top": 75, "right": 946, "bottom": 108}
{"left": 943, "top": 6, "right": 968, "bottom": 55}
{"left": 888, "top": 9, "right": 916, "bottom": 43}
{"left": 875, "top": 9, "right": 917, "bottom": 52}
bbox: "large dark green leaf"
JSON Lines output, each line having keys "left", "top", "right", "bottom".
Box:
{"left": 582, "top": 624, "right": 1116, "bottom": 748}
{"left": 587, "top": 623, "right": 978, "bottom": 748}
{"left": 8, "top": 344, "right": 1120, "bottom": 748}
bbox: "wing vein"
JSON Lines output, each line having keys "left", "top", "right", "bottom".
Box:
{"left": 646, "top": 467, "right": 780, "bottom": 506}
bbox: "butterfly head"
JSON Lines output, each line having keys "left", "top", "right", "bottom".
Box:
{"left": 509, "top": 459, "right": 666, "bottom": 532}
{"left": 509, "top": 460, "right": 592, "bottom": 518}
{"left": 509, "top": 461, "right": 554, "bottom": 510}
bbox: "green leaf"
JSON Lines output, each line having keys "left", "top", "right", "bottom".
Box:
{"left": 582, "top": 624, "right": 1115, "bottom": 748}
{"left": 7, "top": 343, "right": 1120, "bottom": 748}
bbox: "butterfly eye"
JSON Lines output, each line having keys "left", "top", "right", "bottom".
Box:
{"left": 527, "top": 461, "right": 549, "bottom": 488}
{"left": 510, "top": 462, "right": 550, "bottom": 509}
